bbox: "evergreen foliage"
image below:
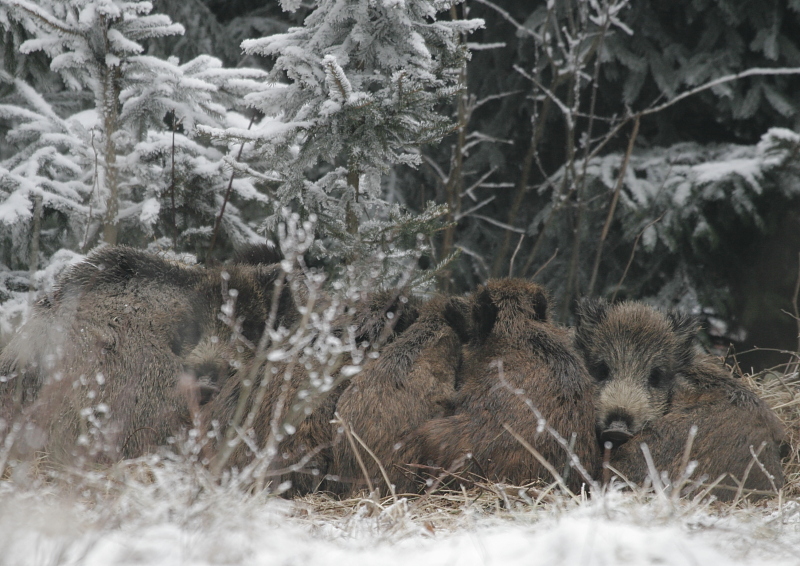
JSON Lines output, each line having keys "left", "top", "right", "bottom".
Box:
{"left": 530, "top": 127, "right": 800, "bottom": 314}
{"left": 1, "top": 0, "right": 800, "bottom": 363}
{"left": 200, "top": 0, "right": 482, "bottom": 284}
{"left": 0, "top": 1, "right": 269, "bottom": 265}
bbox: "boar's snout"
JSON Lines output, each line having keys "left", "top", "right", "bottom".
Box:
{"left": 599, "top": 411, "right": 635, "bottom": 448}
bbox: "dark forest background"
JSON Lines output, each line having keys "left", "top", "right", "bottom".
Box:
{"left": 2, "top": 0, "right": 800, "bottom": 371}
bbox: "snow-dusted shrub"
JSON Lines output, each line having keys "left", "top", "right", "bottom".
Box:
{"left": 528, "top": 128, "right": 800, "bottom": 326}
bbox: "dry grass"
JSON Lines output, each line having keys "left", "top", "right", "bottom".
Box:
{"left": 2, "top": 355, "right": 798, "bottom": 543}
{"left": 746, "top": 361, "right": 800, "bottom": 497}
{"left": 279, "top": 358, "right": 800, "bottom": 527}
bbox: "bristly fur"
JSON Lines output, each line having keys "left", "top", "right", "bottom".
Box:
{"left": 0, "top": 246, "right": 300, "bottom": 467}
{"left": 230, "top": 243, "right": 284, "bottom": 266}
{"left": 407, "top": 278, "right": 599, "bottom": 491}
{"left": 575, "top": 299, "right": 699, "bottom": 436}
{"left": 330, "top": 295, "right": 470, "bottom": 496}
{"left": 574, "top": 299, "right": 786, "bottom": 500}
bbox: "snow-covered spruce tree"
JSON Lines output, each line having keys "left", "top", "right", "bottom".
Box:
{"left": 0, "top": 1, "right": 269, "bottom": 261}
{"left": 0, "top": 0, "right": 183, "bottom": 245}
{"left": 201, "top": 0, "right": 483, "bottom": 286}
{"left": 0, "top": 1, "right": 273, "bottom": 341}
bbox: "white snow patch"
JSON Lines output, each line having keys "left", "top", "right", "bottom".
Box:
{"left": 139, "top": 197, "right": 161, "bottom": 227}
{"left": 0, "top": 475, "right": 798, "bottom": 566}
{"left": 693, "top": 158, "right": 762, "bottom": 190}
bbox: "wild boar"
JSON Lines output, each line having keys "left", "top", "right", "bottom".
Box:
{"left": 409, "top": 279, "right": 599, "bottom": 492}
{"left": 574, "top": 298, "right": 786, "bottom": 500}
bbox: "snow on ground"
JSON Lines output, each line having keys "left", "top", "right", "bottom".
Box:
{"left": 1, "top": 463, "right": 800, "bottom": 566}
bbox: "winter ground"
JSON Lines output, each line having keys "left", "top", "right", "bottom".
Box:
{"left": 2, "top": 460, "right": 799, "bottom": 566}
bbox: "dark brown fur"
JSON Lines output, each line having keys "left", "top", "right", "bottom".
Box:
{"left": 575, "top": 299, "right": 786, "bottom": 500}
{"left": 0, "top": 246, "right": 296, "bottom": 466}
{"left": 409, "top": 279, "right": 599, "bottom": 492}
{"left": 206, "top": 357, "right": 343, "bottom": 494}
{"left": 330, "top": 295, "right": 469, "bottom": 495}
{"left": 609, "top": 357, "right": 786, "bottom": 500}
{"left": 205, "top": 287, "right": 425, "bottom": 495}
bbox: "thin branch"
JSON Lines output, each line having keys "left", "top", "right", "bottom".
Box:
{"left": 508, "top": 233, "right": 525, "bottom": 277}
{"left": 472, "top": 0, "right": 542, "bottom": 41}
{"left": 502, "top": 424, "right": 577, "bottom": 501}
{"left": 587, "top": 115, "right": 640, "bottom": 295}
{"left": 530, "top": 247, "right": 559, "bottom": 282}
{"left": 462, "top": 166, "right": 497, "bottom": 201}
{"left": 8, "top": 1, "right": 81, "bottom": 37}
{"left": 207, "top": 113, "right": 256, "bottom": 262}
{"left": 790, "top": 252, "right": 800, "bottom": 376}
{"left": 732, "top": 441, "right": 767, "bottom": 506}
{"left": 169, "top": 112, "right": 179, "bottom": 248}
{"left": 643, "top": 67, "right": 800, "bottom": 117}
{"left": 455, "top": 195, "right": 496, "bottom": 220}
{"left": 587, "top": 67, "right": 800, "bottom": 164}
{"left": 27, "top": 193, "right": 42, "bottom": 302}
{"left": 611, "top": 211, "right": 666, "bottom": 303}
{"left": 472, "top": 214, "right": 526, "bottom": 233}
{"left": 473, "top": 90, "right": 524, "bottom": 110}
{"left": 610, "top": 211, "right": 666, "bottom": 302}
{"left": 496, "top": 362, "right": 599, "bottom": 491}
{"left": 514, "top": 65, "right": 572, "bottom": 122}
{"left": 421, "top": 153, "right": 449, "bottom": 183}
{"left": 348, "top": 421, "right": 399, "bottom": 503}
{"left": 335, "top": 411, "right": 376, "bottom": 496}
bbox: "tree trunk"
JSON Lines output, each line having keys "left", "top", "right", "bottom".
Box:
{"left": 101, "top": 25, "right": 121, "bottom": 246}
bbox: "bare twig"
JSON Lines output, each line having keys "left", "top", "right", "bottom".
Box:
{"left": 749, "top": 442, "right": 780, "bottom": 494}
{"left": 27, "top": 193, "right": 43, "bottom": 303}
{"left": 508, "top": 233, "right": 525, "bottom": 278}
{"left": 207, "top": 113, "right": 256, "bottom": 262}
{"left": 671, "top": 425, "right": 698, "bottom": 501}
{"left": 502, "top": 424, "right": 577, "bottom": 501}
{"left": 169, "top": 112, "right": 179, "bottom": 248}
{"left": 639, "top": 442, "right": 668, "bottom": 502}
{"left": 530, "top": 247, "right": 559, "bottom": 282}
{"left": 732, "top": 441, "right": 766, "bottom": 506}
{"left": 602, "top": 441, "right": 612, "bottom": 485}
{"left": 587, "top": 115, "right": 640, "bottom": 296}
{"left": 790, "top": 252, "right": 800, "bottom": 376}
{"left": 209, "top": 271, "right": 287, "bottom": 477}
{"left": 335, "top": 412, "right": 376, "bottom": 496}
{"left": 610, "top": 211, "right": 666, "bottom": 302}
{"left": 349, "top": 422, "right": 399, "bottom": 503}
{"left": 455, "top": 196, "right": 496, "bottom": 220}
{"left": 472, "top": 0, "right": 542, "bottom": 41}
{"left": 496, "top": 362, "right": 599, "bottom": 491}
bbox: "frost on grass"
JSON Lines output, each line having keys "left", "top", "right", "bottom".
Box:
{"left": 2, "top": 460, "right": 800, "bottom": 566}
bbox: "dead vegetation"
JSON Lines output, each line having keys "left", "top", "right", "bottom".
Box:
{"left": 746, "top": 362, "right": 800, "bottom": 498}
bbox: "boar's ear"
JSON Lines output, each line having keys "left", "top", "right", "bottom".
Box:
{"left": 253, "top": 264, "right": 298, "bottom": 327}
{"left": 574, "top": 297, "right": 608, "bottom": 352}
{"left": 666, "top": 310, "right": 698, "bottom": 366}
{"left": 388, "top": 293, "right": 420, "bottom": 335}
{"left": 353, "top": 290, "right": 420, "bottom": 344}
{"left": 232, "top": 242, "right": 283, "bottom": 266}
{"left": 666, "top": 310, "right": 697, "bottom": 338}
{"left": 473, "top": 286, "right": 498, "bottom": 343}
{"left": 574, "top": 297, "right": 609, "bottom": 331}
{"left": 528, "top": 286, "right": 548, "bottom": 321}
{"left": 443, "top": 297, "right": 471, "bottom": 343}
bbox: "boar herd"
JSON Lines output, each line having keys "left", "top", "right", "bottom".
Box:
{"left": 0, "top": 246, "right": 789, "bottom": 501}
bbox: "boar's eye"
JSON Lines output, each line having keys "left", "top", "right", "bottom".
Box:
{"left": 649, "top": 367, "right": 666, "bottom": 387}
{"left": 592, "top": 361, "right": 610, "bottom": 382}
